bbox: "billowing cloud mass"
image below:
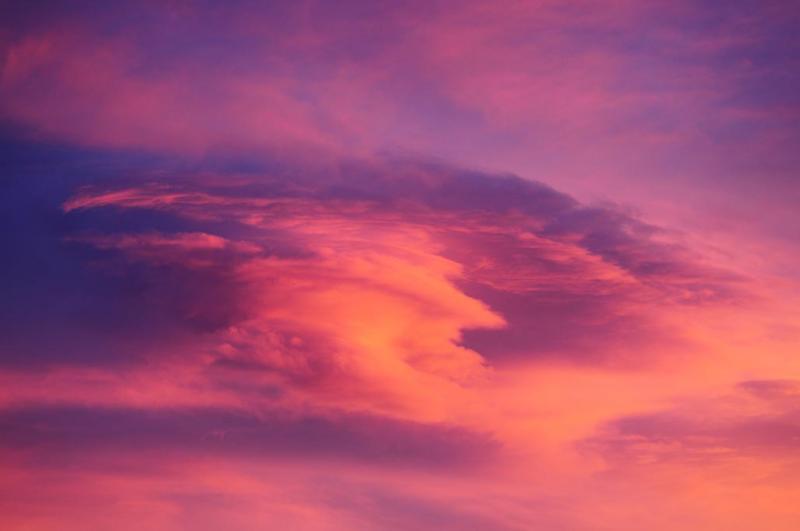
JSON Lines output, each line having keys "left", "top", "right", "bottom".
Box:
{"left": 1, "top": 1, "right": 799, "bottom": 530}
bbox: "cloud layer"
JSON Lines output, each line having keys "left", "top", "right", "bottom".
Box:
{"left": 1, "top": 1, "right": 799, "bottom": 530}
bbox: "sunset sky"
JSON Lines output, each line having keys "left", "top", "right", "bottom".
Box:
{"left": 1, "top": 1, "right": 800, "bottom": 529}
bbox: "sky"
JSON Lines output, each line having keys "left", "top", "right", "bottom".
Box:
{"left": 1, "top": 1, "right": 799, "bottom": 529}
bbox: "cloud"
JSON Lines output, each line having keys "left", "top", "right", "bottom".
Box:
{"left": 1, "top": 2, "right": 799, "bottom": 529}
{"left": 3, "top": 0, "right": 798, "bottom": 277}
{"left": 2, "top": 140, "right": 743, "bottom": 379}
{"left": 0, "top": 404, "right": 498, "bottom": 470}
{"left": 0, "top": 135, "right": 745, "bottom": 427}
{"left": 583, "top": 379, "right": 800, "bottom": 467}
{"left": 60, "top": 158, "right": 742, "bottom": 371}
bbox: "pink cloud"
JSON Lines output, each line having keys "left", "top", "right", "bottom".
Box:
{"left": 1, "top": 2, "right": 799, "bottom": 529}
